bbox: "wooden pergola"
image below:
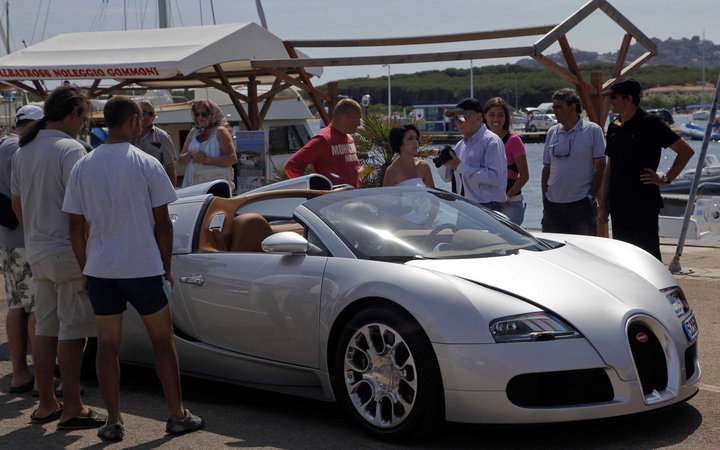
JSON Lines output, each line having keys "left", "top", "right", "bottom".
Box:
{"left": 263, "top": 0, "right": 656, "bottom": 128}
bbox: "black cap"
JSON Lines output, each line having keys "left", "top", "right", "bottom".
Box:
{"left": 602, "top": 78, "right": 642, "bottom": 97}
{"left": 445, "top": 97, "right": 483, "bottom": 117}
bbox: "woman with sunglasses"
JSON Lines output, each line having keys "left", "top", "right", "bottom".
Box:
{"left": 483, "top": 97, "right": 529, "bottom": 225}
{"left": 178, "top": 100, "right": 237, "bottom": 187}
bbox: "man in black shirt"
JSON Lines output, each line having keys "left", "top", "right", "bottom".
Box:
{"left": 599, "top": 78, "right": 694, "bottom": 260}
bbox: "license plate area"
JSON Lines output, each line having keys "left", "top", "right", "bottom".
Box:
{"left": 683, "top": 312, "right": 699, "bottom": 341}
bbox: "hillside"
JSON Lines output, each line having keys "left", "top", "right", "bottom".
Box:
{"left": 315, "top": 36, "right": 719, "bottom": 110}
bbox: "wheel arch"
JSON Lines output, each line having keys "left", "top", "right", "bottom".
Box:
{"left": 325, "top": 297, "right": 442, "bottom": 390}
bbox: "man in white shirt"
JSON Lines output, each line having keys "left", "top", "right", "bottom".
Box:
{"left": 11, "top": 86, "right": 103, "bottom": 429}
{"left": 438, "top": 97, "right": 506, "bottom": 210}
{"left": 63, "top": 96, "right": 203, "bottom": 442}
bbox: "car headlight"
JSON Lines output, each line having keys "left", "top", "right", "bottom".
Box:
{"left": 489, "top": 312, "right": 581, "bottom": 343}
{"left": 661, "top": 286, "right": 691, "bottom": 318}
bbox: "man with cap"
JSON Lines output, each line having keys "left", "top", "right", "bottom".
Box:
{"left": 541, "top": 88, "right": 606, "bottom": 236}
{"left": 599, "top": 78, "right": 694, "bottom": 260}
{"left": 439, "top": 97, "right": 506, "bottom": 209}
{"left": 0, "top": 105, "right": 42, "bottom": 394}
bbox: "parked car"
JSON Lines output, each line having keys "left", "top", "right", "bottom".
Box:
{"left": 648, "top": 108, "right": 675, "bottom": 125}
{"left": 525, "top": 113, "right": 557, "bottom": 131}
{"left": 117, "top": 176, "right": 700, "bottom": 440}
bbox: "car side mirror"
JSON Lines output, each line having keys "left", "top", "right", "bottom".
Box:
{"left": 261, "top": 232, "right": 310, "bottom": 255}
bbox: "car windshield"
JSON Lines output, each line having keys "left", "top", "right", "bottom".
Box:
{"left": 303, "top": 187, "right": 550, "bottom": 261}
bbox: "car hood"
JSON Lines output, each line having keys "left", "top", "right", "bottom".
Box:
{"left": 407, "top": 242, "right": 684, "bottom": 379}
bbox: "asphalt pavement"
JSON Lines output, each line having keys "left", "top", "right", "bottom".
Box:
{"left": 1, "top": 241, "right": 719, "bottom": 449}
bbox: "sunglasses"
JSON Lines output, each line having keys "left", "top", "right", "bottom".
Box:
{"left": 141, "top": 110, "right": 155, "bottom": 117}
{"left": 194, "top": 111, "right": 209, "bottom": 118}
{"left": 456, "top": 112, "right": 477, "bottom": 123}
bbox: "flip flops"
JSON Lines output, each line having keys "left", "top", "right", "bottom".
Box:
{"left": 57, "top": 409, "right": 107, "bottom": 430}
{"left": 30, "top": 403, "right": 63, "bottom": 424}
{"left": 8, "top": 378, "right": 34, "bottom": 393}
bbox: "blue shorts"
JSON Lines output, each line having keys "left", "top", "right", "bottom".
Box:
{"left": 87, "top": 275, "right": 169, "bottom": 316}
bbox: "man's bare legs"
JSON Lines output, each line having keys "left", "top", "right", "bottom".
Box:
{"left": 94, "top": 314, "right": 124, "bottom": 425}
{"left": 32, "top": 335, "right": 60, "bottom": 417}
{"left": 141, "top": 304, "right": 184, "bottom": 418}
{"left": 57, "top": 338, "right": 91, "bottom": 422}
{"left": 7, "top": 309, "right": 33, "bottom": 389}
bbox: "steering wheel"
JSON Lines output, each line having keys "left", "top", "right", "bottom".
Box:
{"left": 423, "top": 223, "right": 458, "bottom": 249}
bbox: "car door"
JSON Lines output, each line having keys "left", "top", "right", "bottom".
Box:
{"left": 173, "top": 250, "right": 327, "bottom": 368}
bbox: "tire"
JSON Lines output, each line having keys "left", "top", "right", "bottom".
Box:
{"left": 529, "top": 124, "right": 537, "bottom": 132}
{"left": 332, "top": 305, "right": 443, "bottom": 441}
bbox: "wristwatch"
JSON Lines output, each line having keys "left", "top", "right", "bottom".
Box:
{"left": 661, "top": 174, "right": 672, "bottom": 185}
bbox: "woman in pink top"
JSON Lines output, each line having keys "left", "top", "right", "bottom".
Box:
{"left": 383, "top": 125, "right": 435, "bottom": 188}
{"left": 483, "top": 97, "right": 529, "bottom": 225}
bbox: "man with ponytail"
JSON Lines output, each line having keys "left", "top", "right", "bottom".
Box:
{"left": 11, "top": 86, "right": 106, "bottom": 429}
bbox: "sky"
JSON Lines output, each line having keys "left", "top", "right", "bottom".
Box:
{"left": 2, "top": 0, "right": 718, "bottom": 84}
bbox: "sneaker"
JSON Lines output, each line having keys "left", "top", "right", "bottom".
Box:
{"left": 165, "top": 409, "right": 204, "bottom": 435}
{"left": 97, "top": 422, "right": 124, "bottom": 442}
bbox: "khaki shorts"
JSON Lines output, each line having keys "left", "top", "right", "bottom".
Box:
{"left": 31, "top": 250, "right": 96, "bottom": 340}
{"left": 1, "top": 247, "right": 35, "bottom": 313}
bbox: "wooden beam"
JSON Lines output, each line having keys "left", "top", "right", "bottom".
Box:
{"left": 192, "top": 74, "right": 250, "bottom": 103}
{"left": 248, "top": 72, "right": 260, "bottom": 130}
{"left": 253, "top": 46, "right": 534, "bottom": 69}
{"left": 590, "top": 71, "right": 605, "bottom": 128}
{"left": 259, "top": 77, "right": 283, "bottom": 120}
{"left": 213, "top": 64, "right": 252, "bottom": 130}
{"left": 602, "top": 51, "right": 656, "bottom": 90}
{"left": 4, "top": 80, "right": 43, "bottom": 98}
{"left": 327, "top": 82, "right": 339, "bottom": 118}
{"left": 261, "top": 68, "right": 331, "bottom": 101}
{"left": 532, "top": 54, "right": 580, "bottom": 85}
{"left": 612, "top": 33, "right": 633, "bottom": 79}
{"left": 91, "top": 80, "right": 134, "bottom": 98}
{"left": 599, "top": 1, "right": 657, "bottom": 55}
{"left": 534, "top": 0, "right": 603, "bottom": 54}
{"left": 32, "top": 80, "right": 47, "bottom": 98}
{"left": 559, "top": 35, "right": 598, "bottom": 124}
{"left": 283, "top": 42, "right": 330, "bottom": 125}
{"left": 287, "top": 25, "right": 557, "bottom": 48}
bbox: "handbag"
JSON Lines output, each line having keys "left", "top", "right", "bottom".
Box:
{"left": 191, "top": 129, "right": 235, "bottom": 188}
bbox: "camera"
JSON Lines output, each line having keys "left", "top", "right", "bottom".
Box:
{"left": 432, "top": 145, "right": 454, "bottom": 168}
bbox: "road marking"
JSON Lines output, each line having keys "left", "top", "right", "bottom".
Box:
{"left": 698, "top": 383, "right": 720, "bottom": 393}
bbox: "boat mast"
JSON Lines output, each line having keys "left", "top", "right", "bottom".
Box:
{"left": 158, "top": 0, "right": 168, "bottom": 28}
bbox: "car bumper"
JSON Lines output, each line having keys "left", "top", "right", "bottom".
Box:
{"left": 433, "top": 339, "right": 700, "bottom": 424}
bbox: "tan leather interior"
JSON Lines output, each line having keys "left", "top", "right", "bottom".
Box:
{"left": 230, "top": 213, "right": 273, "bottom": 252}
{"left": 196, "top": 189, "right": 334, "bottom": 253}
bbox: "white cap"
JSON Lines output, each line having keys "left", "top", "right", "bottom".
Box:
{"left": 16, "top": 105, "right": 44, "bottom": 122}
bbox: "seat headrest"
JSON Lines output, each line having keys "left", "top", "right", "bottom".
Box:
{"left": 230, "top": 213, "right": 273, "bottom": 252}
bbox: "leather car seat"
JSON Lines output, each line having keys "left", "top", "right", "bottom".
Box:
{"left": 230, "top": 213, "right": 273, "bottom": 252}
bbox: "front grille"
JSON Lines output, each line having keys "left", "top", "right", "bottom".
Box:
{"left": 506, "top": 368, "right": 614, "bottom": 407}
{"left": 627, "top": 323, "right": 668, "bottom": 395}
{"left": 685, "top": 343, "right": 697, "bottom": 381}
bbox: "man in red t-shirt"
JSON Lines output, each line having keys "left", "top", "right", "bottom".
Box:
{"left": 284, "top": 99, "right": 362, "bottom": 188}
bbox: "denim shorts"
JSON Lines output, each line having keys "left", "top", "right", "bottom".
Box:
{"left": 87, "top": 275, "right": 169, "bottom": 316}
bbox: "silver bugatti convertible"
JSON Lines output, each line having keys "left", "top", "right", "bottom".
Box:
{"left": 117, "top": 176, "right": 700, "bottom": 440}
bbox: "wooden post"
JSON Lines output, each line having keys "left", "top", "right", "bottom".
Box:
{"left": 283, "top": 41, "right": 331, "bottom": 125}
{"left": 248, "top": 72, "right": 260, "bottom": 130}
{"left": 327, "top": 82, "right": 339, "bottom": 118}
{"left": 590, "top": 71, "right": 605, "bottom": 128}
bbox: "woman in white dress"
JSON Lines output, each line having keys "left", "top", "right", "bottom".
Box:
{"left": 178, "top": 99, "right": 237, "bottom": 187}
{"left": 383, "top": 125, "right": 435, "bottom": 188}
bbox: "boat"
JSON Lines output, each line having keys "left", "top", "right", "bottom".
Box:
{"left": 678, "top": 121, "right": 720, "bottom": 141}
{"left": 660, "top": 155, "right": 720, "bottom": 194}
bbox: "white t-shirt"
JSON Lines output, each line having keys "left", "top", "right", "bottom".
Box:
{"left": 62, "top": 142, "right": 178, "bottom": 278}
{"left": 11, "top": 130, "right": 87, "bottom": 264}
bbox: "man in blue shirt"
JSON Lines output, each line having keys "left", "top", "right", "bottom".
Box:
{"left": 438, "top": 97, "right": 506, "bottom": 210}
{"left": 541, "top": 88, "right": 606, "bottom": 235}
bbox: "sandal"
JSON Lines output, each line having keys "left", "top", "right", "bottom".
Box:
{"left": 30, "top": 403, "right": 63, "bottom": 424}
{"left": 57, "top": 409, "right": 107, "bottom": 430}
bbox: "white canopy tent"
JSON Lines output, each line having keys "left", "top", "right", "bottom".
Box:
{"left": 0, "top": 23, "right": 325, "bottom": 130}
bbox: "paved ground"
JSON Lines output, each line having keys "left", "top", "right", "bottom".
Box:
{"left": 1, "top": 242, "right": 719, "bottom": 449}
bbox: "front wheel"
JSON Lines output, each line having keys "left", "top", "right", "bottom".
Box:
{"left": 332, "top": 305, "right": 443, "bottom": 440}
{"left": 529, "top": 124, "right": 537, "bottom": 132}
